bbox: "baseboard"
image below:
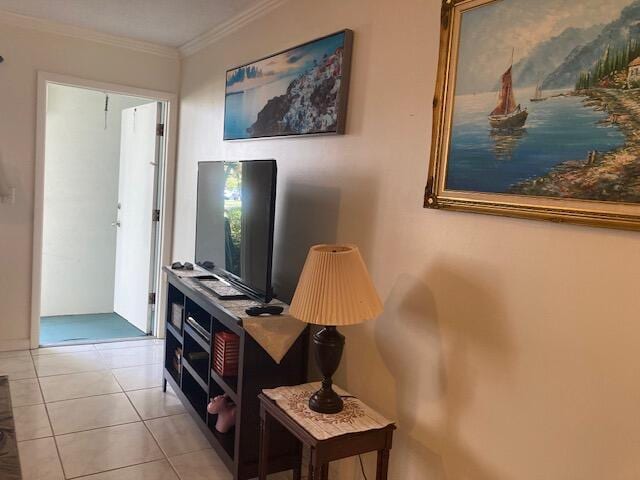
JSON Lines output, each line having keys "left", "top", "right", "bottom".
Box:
{"left": 0, "top": 339, "right": 31, "bottom": 352}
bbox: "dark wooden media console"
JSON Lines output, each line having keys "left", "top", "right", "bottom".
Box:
{"left": 163, "top": 268, "right": 308, "bottom": 479}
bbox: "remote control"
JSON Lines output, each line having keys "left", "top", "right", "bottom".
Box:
{"left": 245, "top": 305, "right": 284, "bottom": 316}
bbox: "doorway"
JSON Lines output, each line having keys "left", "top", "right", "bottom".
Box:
{"left": 32, "top": 74, "right": 177, "bottom": 347}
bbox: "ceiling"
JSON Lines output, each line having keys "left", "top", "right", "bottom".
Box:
{"left": 0, "top": 0, "right": 259, "bottom": 47}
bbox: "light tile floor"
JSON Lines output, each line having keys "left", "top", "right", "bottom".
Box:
{"left": 5, "top": 340, "right": 298, "bottom": 480}
{"left": 4, "top": 339, "right": 249, "bottom": 480}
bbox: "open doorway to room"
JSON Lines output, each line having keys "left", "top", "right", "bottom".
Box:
{"left": 33, "top": 76, "right": 176, "bottom": 346}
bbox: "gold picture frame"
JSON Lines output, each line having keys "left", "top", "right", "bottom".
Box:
{"left": 425, "top": 0, "right": 640, "bottom": 231}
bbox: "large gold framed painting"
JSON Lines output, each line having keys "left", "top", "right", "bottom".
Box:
{"left": 426, "top": 0, "right": 640, "bottom": 230}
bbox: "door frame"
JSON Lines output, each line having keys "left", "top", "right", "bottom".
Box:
{"left": 31, "top": 71, "right": 178, "bottom": 348}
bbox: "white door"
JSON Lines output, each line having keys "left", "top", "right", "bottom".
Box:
{"left": 113, "top": 102, "right": 159, "bottom": 333}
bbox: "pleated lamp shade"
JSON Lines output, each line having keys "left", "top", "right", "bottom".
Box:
{"left": 289, "top": 244, "right": 383, "bottom": 326}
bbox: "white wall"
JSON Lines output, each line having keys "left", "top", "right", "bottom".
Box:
{"left": 0, "top": 21, "right": 179, "bottom": 349}
{"left": 41, "top": 84, "right": 151, "bottom": 317}
{"left": 174, "top": 1, "right": 640, "bottom": 478}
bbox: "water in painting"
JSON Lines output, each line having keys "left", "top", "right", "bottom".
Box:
{"left": 446, "top": 0, "right": 640, "bottom": 203}
{"left": 224, "top": 32, "right": 347, "bottom": 140}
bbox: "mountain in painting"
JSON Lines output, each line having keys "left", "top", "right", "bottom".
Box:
{"left": 512, "top": 24, "right": 603, "bottom": 88}
{"left": 543, "top": 0, "right": 640, "bottom": 89}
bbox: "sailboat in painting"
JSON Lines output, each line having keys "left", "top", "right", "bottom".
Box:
{"left": 489, "top": 64, "right": 528, "bottom": 129}
{"left": 530, "top": 82, "right": 546, "bottom": 102}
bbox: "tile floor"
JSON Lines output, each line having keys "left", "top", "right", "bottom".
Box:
{"left": 1, "top": 338, "right": 243, "bottom": 480}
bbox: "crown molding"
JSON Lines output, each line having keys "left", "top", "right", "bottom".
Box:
{"left": 0, "top": 9, "right": 180, "bottom": 59}
{"left": 179, "top": 0, "right": 288, "bottom": 57}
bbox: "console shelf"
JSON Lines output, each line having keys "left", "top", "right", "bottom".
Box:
{"left": 182, "top": 359, "right": 208, "bottom": 392}
{"left": 184, "top": 324, "right": 211, "bottom": 353}
{"left": 211, "top": 368, "right": 239, "bottom": 404}
{"left": 167, "top": 323, "right": 183, "bottom": 344}
{"left": 163, "top": 268, "right": 307, "bottom": 480}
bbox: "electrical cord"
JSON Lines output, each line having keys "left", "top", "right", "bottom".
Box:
{"left": 358, "top": 454, "right": 368, "bottom": 480}
{"left": 337, "top": 395, "right": 368, "bottom": 479}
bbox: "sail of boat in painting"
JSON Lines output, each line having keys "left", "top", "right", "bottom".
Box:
{"left": 488, "top": 65, "right": 528, "bottom": 129}
{"left": 530, "top": 83, "right": 546, "bottom": 102}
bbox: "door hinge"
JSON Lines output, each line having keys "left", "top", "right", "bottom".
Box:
{"left": 152, "top": 209, "right": 160, "bottom": 222}
{"left": 148, "top": 292, "right": 156, "bottom": 305}
{"left": 156, "top": 123, "right": 165, "bottom": 136}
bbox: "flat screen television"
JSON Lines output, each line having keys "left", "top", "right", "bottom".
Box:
{"left": 195, "top": 160, "right": 277, "bottom": 303}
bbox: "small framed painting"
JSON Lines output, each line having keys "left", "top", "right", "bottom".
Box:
{"left": 223, "top": 30, "right": 354, "bottom": 141}
{"left": 426, "top": 0, "right": 640, "bottom": 231}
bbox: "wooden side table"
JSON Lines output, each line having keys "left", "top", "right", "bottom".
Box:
{"left": 258, "top": 384, "right": 395, "bottom": 480}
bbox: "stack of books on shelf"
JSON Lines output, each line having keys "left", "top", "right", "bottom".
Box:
{"left": 186, "top": 351, "right": 209, "bottom": 366}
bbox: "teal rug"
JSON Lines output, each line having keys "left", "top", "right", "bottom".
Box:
{"left": 40, "top": 312, "right": 146, "bottom": 344}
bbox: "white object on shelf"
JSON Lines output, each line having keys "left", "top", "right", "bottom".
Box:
{"left": 0, "top": 187, "right": 15, "bottom": 204}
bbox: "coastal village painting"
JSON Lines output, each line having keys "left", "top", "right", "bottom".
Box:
{"left": 427, "top": 0, "right": 640, "bottom": 229}
{"left": 223, "top": 30, "right": 352, "bottom": 140}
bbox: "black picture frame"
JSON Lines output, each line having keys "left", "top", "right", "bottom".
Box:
{"left": 223, "top": 29, "right": 354, "bottom": 141}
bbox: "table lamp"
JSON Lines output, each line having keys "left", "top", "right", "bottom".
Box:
{"left": 289, "top": 244, "right": 383, "bottom": 414}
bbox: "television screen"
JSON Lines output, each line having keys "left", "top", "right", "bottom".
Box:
{"left": 195, "top": 160, "right": 277, "bottom": 302}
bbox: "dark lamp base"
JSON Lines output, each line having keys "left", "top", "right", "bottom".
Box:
{"left": 308, "top": 326, "right": 345, "bottom": 414}
{"left": 309, "top": 385, "right": 344, "bottom": 414}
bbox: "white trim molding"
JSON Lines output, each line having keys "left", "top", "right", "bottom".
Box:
{"left": 0, "top": 9, "right": 179, "bottom": 59}
{"left": 179, "top": 0, "right": 289, "bottom": 57}
{"left": 31, "top": 72, "right": 179, "bottom": 348}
